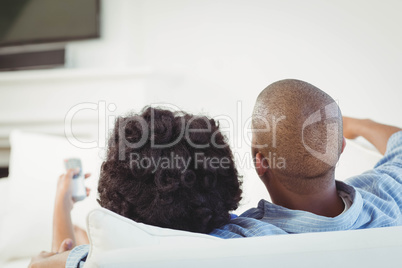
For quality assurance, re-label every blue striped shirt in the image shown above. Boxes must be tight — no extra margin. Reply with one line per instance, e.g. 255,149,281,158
210,131,402,238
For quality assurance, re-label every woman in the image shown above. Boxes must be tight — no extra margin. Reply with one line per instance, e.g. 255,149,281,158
29,107,242,268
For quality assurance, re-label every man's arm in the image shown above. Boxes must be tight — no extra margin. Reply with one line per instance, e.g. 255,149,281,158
343,117,402,155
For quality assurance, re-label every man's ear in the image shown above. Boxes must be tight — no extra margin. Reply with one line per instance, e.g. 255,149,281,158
255,152,269,177
341,136,346,154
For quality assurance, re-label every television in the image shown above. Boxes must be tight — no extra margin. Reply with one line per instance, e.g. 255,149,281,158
0,0,100,70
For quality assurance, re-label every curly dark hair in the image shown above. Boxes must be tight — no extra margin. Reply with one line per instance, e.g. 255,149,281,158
98,107,242,233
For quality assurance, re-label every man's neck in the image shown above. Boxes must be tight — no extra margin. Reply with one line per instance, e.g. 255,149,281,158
264,172,345,218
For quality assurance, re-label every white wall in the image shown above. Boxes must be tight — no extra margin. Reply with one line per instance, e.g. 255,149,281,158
131,0,402,209
138,0,402,122
42,0,402,125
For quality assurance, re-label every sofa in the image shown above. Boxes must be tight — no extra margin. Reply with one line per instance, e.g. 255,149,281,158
0,130,401,267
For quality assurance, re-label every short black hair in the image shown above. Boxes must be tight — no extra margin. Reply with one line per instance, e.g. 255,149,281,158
98,107,242,233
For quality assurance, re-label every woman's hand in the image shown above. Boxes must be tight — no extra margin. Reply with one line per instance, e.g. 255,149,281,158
52,170,91,252
29,239,73,268
55,169,91,212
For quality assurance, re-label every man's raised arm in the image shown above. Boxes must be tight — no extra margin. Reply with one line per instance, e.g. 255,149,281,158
343,117,402,155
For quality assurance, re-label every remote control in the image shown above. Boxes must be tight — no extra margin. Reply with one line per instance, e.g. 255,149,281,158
64,158,87,202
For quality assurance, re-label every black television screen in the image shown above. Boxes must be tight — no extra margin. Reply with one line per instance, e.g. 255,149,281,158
0,0,100,47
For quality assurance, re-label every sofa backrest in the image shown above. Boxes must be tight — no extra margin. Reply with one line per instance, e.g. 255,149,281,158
84,207,402,268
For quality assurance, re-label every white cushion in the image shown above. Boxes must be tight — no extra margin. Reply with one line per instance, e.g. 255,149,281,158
0,178,10,246
0,258,30,268
0,178,9,215
0,130,102,262
84,209,402,268
85,207,219,263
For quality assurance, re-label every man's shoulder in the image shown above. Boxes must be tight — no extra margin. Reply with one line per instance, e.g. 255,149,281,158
345,131,402,190
211,215,287,238
377,131,402,166
386,130,402,151
210,200,289,238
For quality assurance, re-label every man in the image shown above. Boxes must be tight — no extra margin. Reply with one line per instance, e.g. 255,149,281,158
211,79,402,237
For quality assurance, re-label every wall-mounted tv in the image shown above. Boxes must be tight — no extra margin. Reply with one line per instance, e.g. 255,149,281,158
0,0,100,47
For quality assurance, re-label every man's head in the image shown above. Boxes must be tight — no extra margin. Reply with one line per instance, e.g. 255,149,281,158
98,107,242,234
252,79,344,195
